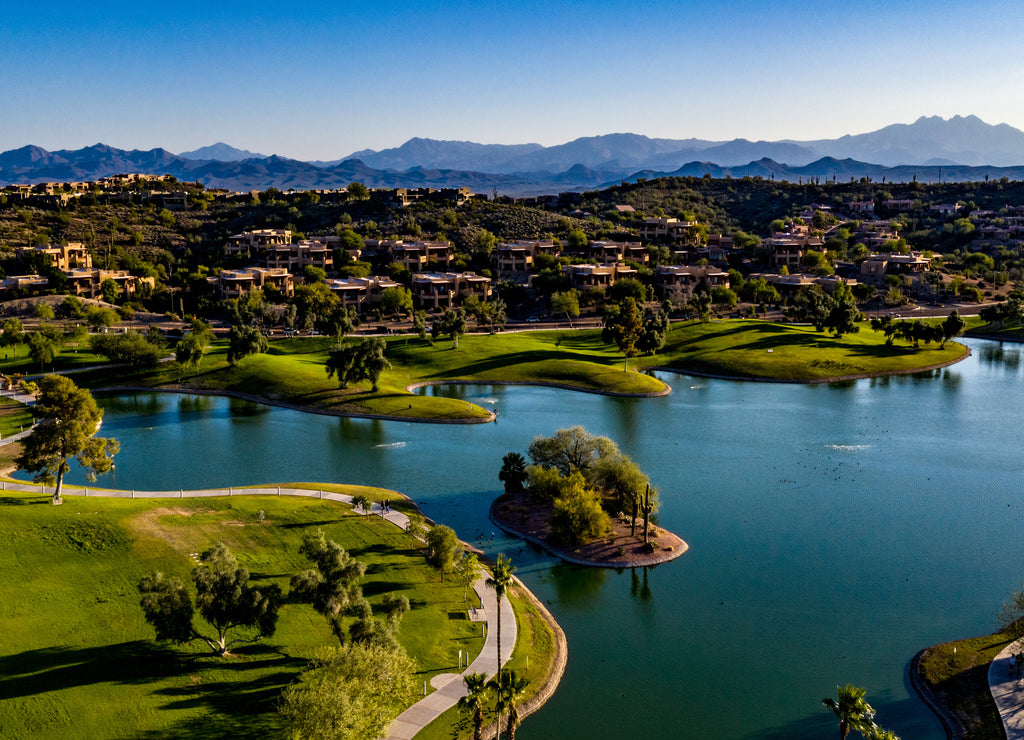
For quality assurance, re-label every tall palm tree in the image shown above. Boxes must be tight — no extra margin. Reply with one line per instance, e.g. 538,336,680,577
457,672,489,740
489,669,530,740
486,554,515,674
822,684,877,739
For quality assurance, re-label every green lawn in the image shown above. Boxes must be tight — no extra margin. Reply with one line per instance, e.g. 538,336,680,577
638,319,969,381
0,488,499,738
63,319,972,421
0,396,33,439
917,631,1010,739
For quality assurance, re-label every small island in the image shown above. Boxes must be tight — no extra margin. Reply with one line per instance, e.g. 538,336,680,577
490,427,688,568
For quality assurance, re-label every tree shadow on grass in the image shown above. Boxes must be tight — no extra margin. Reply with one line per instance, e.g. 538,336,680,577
0,640,187,700
0,495,50,505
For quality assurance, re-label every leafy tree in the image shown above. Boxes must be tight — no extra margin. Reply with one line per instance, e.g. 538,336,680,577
303,265,327,284
90,331,162,368
821,684,877,740
473,229,498,256
711,286,738,309
59,296,86,319
33,302,55,320
413,310,428,341
290,530,367,644
138,543,282,656
347,181,369,200
940,310,965,348
550,472,612,545
823,282,862,338
350,493,372,517
100,277,120,304
175,333,207,370
226,325,268,365
486,554,515,678
567,228,588,251
489,669,530,740
86,306,119,330
424,524,459,582
602,297,643,371
27,328,60,370
498,451,528,493
607,278,647,304
433,308,468,349
325,338,392,392
2,318,23,357
278,642,415,740
595,452,653,536
551,290,580,324
794,284,834,331
637,309,669,354
453,551,480,603
15,375,118,504
528,426,618,480
380,286,413,316
457,672,490,740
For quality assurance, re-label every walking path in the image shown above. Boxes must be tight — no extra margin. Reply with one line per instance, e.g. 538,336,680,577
989,638,1024,738
0,478,517,740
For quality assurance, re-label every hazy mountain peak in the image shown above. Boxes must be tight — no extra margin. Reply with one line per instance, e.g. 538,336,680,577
179,143,269,161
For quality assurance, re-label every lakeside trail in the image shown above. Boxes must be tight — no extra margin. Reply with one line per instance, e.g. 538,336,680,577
0,479,564,740
990,638,1024,739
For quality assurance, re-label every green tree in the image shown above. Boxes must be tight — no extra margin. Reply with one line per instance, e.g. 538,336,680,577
347,181,369,200
457,672,490,740
489,669,530,740
637,309,669,354
90,332,162,368
278,642,415,740
2,318,23,357
226,325,268,365
290,530,367,645
175,333,207,371
100,278,120,304
33,302,55,320
453,551,480,604
602,297,643,371
325,338,392,392
486,554,515,678
498,451,528,493
567,228,588,251
15,375,118,504
821,684,877,740
86,306,119,330
27,330,60,370
380,286,413,317
434,308,468,349
528,426,618,480
551,290,580,324
424,524,459,582
550,472,612,545
940,310,965,348
823,282,862,338
138,542,282,656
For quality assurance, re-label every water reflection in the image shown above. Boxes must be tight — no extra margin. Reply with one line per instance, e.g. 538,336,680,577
549,564,607,607
630,567,653,602
178,394,216,414
978,342,1022,371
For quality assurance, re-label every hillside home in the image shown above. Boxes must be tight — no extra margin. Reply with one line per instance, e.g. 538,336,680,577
326,276,401,310
655,265,730,297
214,267,294,299
562,263,637,291
65,268,142,300
18,242,93,271
411,272,492,309
226,229,292,256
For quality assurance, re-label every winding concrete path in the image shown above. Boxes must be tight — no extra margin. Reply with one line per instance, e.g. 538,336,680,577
0,479,517,740
989,638,1024,738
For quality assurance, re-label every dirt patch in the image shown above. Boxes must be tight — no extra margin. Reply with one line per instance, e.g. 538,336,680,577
490,491,688,568
125,506,197,552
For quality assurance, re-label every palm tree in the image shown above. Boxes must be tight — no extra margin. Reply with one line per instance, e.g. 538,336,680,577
489,669,529,740
822,684,877,739
869,730,900,740
457,672,489,740
486,554,515,673
498,452,528,493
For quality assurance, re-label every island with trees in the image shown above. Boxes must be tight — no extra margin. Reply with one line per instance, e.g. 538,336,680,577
492,426,687,567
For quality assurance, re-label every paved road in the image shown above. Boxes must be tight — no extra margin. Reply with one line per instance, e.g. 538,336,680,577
990,638,1024,738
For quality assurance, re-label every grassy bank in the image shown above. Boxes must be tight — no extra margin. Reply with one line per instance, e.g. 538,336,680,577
0,488,546,739
63,319,971,420
916,632,1010,739
0,396,33,438
640,319,969,381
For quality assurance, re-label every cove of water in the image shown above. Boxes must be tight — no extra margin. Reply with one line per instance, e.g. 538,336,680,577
47,338,1024,739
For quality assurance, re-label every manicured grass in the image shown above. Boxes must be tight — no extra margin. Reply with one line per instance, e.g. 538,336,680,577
66,319,971,421
638,319,969,381
0,343,109,375
917,631,1011,739
0,489,488,738
416,585,559,740
0,396,33,439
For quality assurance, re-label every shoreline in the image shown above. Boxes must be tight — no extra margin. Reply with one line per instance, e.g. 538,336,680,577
490,491,689,569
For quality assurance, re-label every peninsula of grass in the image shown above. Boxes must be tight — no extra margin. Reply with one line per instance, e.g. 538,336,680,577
914,630,1011,739
0,487,558,739
636,319,970,381
62,319,971,422
0,396,33,439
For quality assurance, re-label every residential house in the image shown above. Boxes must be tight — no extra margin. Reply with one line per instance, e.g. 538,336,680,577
214,267,294,300
389,241,454,271
562,263,637,291
655,265,729,297
18,242,93,271
226,229,292,256
326,276,401,310
411,272,492,309
638,217,701,244
265,240,334,273
860,253,931,280
65,268,141,300
494,239,559,280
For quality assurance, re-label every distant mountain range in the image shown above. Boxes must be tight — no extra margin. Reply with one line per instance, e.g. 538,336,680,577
3,116,1024,195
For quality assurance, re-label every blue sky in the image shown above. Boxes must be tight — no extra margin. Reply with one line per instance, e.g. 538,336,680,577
3,1,1023,159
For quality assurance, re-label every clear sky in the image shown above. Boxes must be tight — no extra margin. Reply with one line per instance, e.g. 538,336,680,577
3,0,1023,160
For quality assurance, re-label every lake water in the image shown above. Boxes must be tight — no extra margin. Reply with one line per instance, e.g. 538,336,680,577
51,338,1024,738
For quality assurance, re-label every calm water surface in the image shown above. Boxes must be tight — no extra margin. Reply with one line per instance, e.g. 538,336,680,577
53,338,1024,739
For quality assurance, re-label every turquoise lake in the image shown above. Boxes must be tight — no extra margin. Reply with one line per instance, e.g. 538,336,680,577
54,337,1024,738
